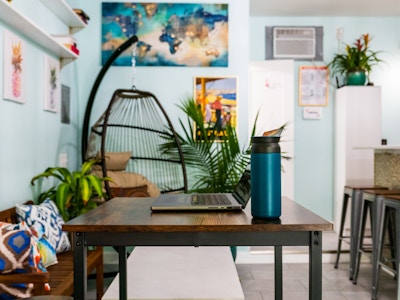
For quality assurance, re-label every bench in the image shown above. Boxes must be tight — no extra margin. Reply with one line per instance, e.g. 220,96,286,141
102,246,244,300
0,201,104,300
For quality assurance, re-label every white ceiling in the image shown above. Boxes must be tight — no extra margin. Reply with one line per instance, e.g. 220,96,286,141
250,0,400,16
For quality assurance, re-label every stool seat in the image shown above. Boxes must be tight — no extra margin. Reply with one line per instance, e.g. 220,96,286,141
335,183,388,279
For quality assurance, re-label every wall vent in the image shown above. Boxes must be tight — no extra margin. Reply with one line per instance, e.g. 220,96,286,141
272,27,316,59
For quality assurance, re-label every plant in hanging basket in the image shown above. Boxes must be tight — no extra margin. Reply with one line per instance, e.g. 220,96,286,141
327,33,384,86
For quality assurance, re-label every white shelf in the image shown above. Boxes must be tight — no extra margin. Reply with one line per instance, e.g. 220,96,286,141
0,0,78,67
39,0,87,34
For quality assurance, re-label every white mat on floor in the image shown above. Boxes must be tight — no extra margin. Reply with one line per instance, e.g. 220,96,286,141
102,246,244,300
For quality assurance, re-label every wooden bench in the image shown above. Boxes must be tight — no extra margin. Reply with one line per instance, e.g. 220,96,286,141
0,201,104,300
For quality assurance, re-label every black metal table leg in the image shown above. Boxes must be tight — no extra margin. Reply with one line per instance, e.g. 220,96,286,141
74,232,87,300
310,231,322,300
118,246,128,300
274,245,283,300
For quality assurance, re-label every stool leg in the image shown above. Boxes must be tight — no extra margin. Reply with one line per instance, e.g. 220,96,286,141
350,189,364,280
335,192,349,269
394,205,400,300
353,199,369,284
387,209,397,274
372,196,386,300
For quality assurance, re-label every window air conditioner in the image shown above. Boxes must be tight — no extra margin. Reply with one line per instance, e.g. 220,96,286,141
273,27,316,59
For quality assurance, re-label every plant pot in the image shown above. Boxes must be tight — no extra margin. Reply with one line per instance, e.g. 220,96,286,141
345,71,367,86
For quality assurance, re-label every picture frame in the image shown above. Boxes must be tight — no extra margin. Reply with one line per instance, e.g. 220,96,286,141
43,55,60,113
298,65,328,106
193,76,238,140
61,84,71,124
3,30,26,104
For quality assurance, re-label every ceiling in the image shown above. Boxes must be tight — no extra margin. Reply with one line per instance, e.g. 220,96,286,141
250,0,400,16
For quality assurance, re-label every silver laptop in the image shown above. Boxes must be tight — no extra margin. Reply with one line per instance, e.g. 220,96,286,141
151,168,251,211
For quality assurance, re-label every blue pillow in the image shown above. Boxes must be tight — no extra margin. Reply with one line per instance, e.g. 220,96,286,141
16,199,71,254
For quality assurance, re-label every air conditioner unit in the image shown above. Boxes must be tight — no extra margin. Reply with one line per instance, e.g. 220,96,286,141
273,27,316,59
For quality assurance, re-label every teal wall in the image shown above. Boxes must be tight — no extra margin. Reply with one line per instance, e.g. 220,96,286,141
0,0,82,209
2,0,400,224
250,16,400,220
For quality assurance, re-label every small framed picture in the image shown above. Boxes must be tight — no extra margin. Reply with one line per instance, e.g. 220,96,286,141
298,66,328,106
44,55,60,113
193,76,238,141
3,30,26,104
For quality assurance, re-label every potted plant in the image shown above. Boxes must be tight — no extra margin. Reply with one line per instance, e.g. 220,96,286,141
31,159,112,221
327,33,383,86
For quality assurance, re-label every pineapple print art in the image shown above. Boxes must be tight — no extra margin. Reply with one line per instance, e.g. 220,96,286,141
11,41,22,98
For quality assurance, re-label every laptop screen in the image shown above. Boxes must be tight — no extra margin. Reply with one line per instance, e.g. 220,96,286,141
232,168,251,208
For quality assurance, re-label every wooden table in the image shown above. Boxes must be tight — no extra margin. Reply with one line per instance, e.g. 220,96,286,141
63,197,332,300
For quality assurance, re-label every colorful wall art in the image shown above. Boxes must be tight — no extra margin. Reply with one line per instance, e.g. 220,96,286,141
194,76,237,140
3,30,26,104
101,2,229,67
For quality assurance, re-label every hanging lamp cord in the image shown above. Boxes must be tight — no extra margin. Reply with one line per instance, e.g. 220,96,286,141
131,43,137,90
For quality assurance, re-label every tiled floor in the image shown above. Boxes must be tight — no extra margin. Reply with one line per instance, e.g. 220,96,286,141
88,231,397,299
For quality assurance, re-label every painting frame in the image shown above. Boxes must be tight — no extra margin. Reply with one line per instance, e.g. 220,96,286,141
193,76,238,141
101,2,229,67
3,30,26,104
298,65,329,106
43,55,61,113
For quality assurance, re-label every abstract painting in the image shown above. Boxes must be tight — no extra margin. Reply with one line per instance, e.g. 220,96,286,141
3,30,26,104
43,55,60,113
102,2,229,67
194,76,237,140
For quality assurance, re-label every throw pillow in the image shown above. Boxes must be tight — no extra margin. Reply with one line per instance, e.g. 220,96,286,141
109,186,149,198
0,228,33,274
15,199,71,254
93,151,131,171
5,222,57,268
0,226,49,299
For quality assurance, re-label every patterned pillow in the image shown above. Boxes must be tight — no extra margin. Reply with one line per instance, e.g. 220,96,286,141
5,222,57,268
16,199,71,254
0,228,33,274
0,226,49,298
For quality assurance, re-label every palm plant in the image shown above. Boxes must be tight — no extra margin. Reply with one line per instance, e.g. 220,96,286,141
31,159,112,221
161,97,255,193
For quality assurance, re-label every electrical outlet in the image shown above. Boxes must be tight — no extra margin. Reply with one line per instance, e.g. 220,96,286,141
59,153,68,167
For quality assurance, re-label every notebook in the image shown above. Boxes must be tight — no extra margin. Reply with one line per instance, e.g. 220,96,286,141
150,168,251,211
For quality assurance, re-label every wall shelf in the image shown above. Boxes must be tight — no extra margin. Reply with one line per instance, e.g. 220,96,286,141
0,0,78,67
39,0,87,34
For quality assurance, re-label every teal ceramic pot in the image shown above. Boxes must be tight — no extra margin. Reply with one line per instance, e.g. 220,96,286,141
346,71,367,86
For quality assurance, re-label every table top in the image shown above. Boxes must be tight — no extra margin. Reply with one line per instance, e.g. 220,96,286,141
63,197,332,233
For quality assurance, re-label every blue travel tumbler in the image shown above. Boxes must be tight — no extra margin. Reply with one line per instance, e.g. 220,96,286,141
251,136,281,219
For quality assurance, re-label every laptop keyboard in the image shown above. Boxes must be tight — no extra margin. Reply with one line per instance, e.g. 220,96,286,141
191,194,231,206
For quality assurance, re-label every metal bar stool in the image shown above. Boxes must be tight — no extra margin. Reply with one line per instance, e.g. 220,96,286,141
352,189,400,284
372,194,400,300
334,183,387,280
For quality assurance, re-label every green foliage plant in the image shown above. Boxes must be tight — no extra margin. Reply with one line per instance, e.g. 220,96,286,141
327,33,383,82
160,97,256,193
31,159,111,221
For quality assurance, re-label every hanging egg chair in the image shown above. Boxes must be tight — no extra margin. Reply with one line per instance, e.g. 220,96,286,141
82,36,188,198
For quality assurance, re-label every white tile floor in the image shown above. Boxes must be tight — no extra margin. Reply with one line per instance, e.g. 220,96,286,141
87,231,397,300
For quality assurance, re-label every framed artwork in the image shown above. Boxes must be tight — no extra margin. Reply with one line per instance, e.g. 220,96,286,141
61,84,70,124
101,2,229,67
298,65,328,106
3,30,26,104
43,55,60,113
194,76,238,140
